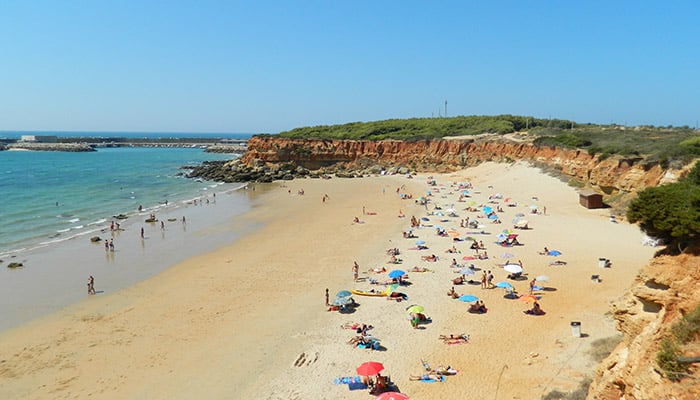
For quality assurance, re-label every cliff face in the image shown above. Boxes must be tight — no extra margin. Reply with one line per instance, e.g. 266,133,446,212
587,254,700,400
242,135,674,196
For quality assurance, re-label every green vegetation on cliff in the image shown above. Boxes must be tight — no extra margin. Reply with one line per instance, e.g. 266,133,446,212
627,161,700,254
270,115,700,167
275,115,570,141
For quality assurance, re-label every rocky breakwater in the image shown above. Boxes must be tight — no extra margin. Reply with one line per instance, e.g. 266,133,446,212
586,253,700,400
203,144,248,154
5,142,95,152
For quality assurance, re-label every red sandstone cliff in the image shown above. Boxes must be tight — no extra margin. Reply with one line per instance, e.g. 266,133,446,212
241,135,680,201
587,254,700,400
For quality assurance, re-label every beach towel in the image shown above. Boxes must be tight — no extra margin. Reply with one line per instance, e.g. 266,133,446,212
333,376,361,385
420,375,445,383
348,381,369,390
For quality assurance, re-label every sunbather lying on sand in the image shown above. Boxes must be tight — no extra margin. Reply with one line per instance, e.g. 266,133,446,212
439,334,469,343
411,266,432,272
549,260,567,266
421,254,438,262
410,373,443,381
368,267,387,273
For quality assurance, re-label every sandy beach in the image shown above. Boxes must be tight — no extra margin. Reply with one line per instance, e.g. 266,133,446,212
0,162,656,400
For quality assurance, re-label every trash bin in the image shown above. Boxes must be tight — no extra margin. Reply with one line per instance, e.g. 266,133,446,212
598,258,608,268
571,321,581,338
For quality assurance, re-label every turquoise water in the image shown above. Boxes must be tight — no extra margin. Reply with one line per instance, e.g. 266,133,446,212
0,146,242,256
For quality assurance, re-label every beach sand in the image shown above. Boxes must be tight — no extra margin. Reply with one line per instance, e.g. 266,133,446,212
0,162,656,400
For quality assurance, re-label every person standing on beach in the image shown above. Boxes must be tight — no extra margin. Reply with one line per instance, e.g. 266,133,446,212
353,262,359,282
109,239,115,252
140,227,145,239
104,239,109,252
325,288,329,306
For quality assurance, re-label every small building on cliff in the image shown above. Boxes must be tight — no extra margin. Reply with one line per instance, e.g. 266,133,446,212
579,189,604,209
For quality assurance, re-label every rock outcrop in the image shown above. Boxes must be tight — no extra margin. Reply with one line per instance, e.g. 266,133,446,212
587,254,700,400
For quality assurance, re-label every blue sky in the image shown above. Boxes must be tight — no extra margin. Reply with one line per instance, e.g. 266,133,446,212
1,1,698,133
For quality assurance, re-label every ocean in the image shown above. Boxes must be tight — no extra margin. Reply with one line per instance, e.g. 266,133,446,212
0,144,244,256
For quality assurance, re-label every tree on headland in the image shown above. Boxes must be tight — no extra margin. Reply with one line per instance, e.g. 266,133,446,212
627,161,700,254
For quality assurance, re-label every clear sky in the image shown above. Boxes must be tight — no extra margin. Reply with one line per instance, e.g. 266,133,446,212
1,1,698,133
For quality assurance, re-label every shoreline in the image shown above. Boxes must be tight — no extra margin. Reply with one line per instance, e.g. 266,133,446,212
0,183,254,332
0,163,656,399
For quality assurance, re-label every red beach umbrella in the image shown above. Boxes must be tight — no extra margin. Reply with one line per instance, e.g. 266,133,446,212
357,361,384,376
375,392,409,400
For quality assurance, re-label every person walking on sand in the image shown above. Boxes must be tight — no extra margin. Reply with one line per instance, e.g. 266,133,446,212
141,227,145,239
109,238,115,252
353,261,359,282
325,288,330,306
87,276,95,295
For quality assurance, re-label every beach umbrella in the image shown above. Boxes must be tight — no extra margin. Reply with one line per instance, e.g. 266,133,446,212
415,240,426,245
519,295,539,303
535,275,550,282
460,267,476,276
501,252,514,259
461,190,469,196
332,296,352,306
483,206,493,214
548,250,562,256
375,392,410,400
406,305,424,314
495,281,513,289
336,290,352,298
496,233,507,243
357,361,384,376
458,294,479,302
514,220,529,228
504,264,523,274
488,214,499,220
388,270,406,279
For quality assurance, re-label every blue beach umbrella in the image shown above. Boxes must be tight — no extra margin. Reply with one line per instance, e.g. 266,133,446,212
388,270,406,279
459,295,479,302
548,250,562,256
488,214,499,220
416,240,426,245
495,281,513,289
483,206,493,214
336,290,352,298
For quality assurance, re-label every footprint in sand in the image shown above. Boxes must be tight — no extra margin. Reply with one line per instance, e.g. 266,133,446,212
293,351,319,367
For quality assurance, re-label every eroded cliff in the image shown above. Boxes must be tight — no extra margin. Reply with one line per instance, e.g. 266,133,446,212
587,254,700,400
241,135,678,203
